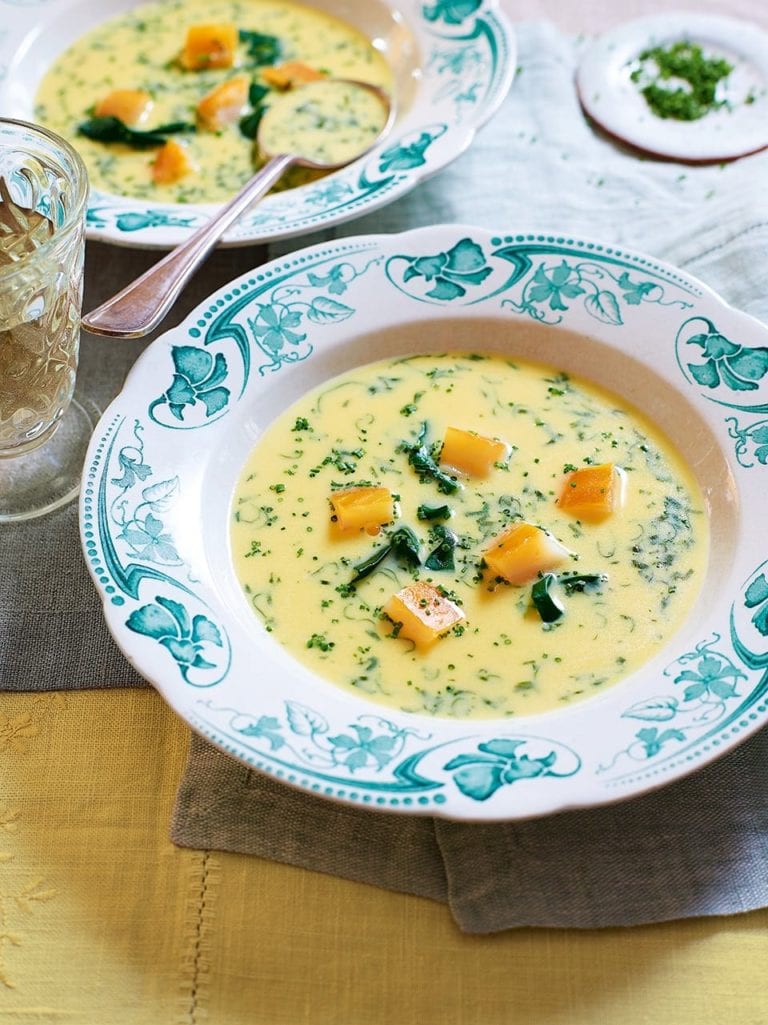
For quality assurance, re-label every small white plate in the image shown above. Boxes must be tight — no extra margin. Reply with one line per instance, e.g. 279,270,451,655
0,0,515,249
80,223,768,821
577,12,768,162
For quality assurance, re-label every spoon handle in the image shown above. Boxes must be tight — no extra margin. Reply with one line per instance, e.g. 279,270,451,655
81,153,295,338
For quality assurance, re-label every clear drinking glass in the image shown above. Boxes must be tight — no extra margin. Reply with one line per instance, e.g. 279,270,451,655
0,117,95,522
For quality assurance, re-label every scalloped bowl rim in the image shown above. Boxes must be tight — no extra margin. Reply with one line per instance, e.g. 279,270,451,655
80,223,768,821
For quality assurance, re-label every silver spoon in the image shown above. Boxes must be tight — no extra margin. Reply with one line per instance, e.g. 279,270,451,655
81,79,393,338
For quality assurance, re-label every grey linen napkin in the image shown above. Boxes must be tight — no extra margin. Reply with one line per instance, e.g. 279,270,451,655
171,728,768,932
171,21,768,932
0,241,265,690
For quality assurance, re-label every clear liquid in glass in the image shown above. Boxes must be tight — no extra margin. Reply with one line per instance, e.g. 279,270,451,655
0,176,83,457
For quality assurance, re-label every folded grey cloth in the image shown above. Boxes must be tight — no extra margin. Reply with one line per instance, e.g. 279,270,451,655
172,727,768,931
0,241,265,690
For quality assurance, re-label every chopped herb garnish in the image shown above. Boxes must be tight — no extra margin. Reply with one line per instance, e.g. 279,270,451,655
292,416,311,432
417,503,452,521
400,422,460,494
425,525,457,572
630,41,733,121
239,29,282,66
78,116,195,149
389,526,421,566
531,571,607,623
350,541,393,584
248,81,269,106
306,632,335,651
559,572,607,595
239,80,271,139
239,107,265,140
531,574,565,623
349,525,421,584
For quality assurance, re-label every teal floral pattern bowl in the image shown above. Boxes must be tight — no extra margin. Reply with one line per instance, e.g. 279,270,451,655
80,224,768,820
0,0,515,248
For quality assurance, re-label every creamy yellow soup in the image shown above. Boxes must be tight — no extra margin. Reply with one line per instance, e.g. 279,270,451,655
230,354,708,720
35,0,393,203
258,80,388,163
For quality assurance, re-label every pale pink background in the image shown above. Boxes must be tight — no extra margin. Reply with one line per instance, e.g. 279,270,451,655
500,0,768,32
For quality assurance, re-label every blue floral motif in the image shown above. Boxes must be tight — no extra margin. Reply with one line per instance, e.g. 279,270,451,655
391,238,686,317
401,237,492,299
631,727,686,758
427,38,489,118
378,126,445,172
527,261,586,312
304,180,354,207
126,595,224,682
674,653,744,701
107,424,183,568
745,574,768,636
726,417,768,467
505,258,676,326
202,699,432,783
245,275,357,373
249,303,306,354
444,739,564,801
195,702,580,800
90,419,231,687
599,637,747,773
153,345,230,422
681,317,768,392
116,211,199,232
429,43,485,77
306,265,351,295
110,444,152,490
327,725,398,771
119,510,180,565
423,0,482,25
238,715,285,750
87,207,200,232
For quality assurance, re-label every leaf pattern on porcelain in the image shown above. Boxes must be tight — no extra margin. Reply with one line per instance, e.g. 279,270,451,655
679,316,768,393
423,0,483,25
191,699,579,801
388,235,691,320
726,417,768,467
127,596,225,684
443,738,580,801
84,416,232,687
147,255,381,426
598,636,749,773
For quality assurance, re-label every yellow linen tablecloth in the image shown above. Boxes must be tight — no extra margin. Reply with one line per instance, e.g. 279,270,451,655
2,687,767,1025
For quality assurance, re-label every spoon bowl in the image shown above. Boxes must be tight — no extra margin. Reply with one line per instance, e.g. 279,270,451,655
81,79,393,339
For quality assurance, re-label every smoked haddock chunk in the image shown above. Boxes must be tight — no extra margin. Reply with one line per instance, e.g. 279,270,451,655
557,463,621,522
94,89,153,125
440,426,508,477
151,139,193,184
261,60,325,89
330,486,394,532
196,76,250,131
383,581,464,649
180,23,238,70
484,521,570,585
